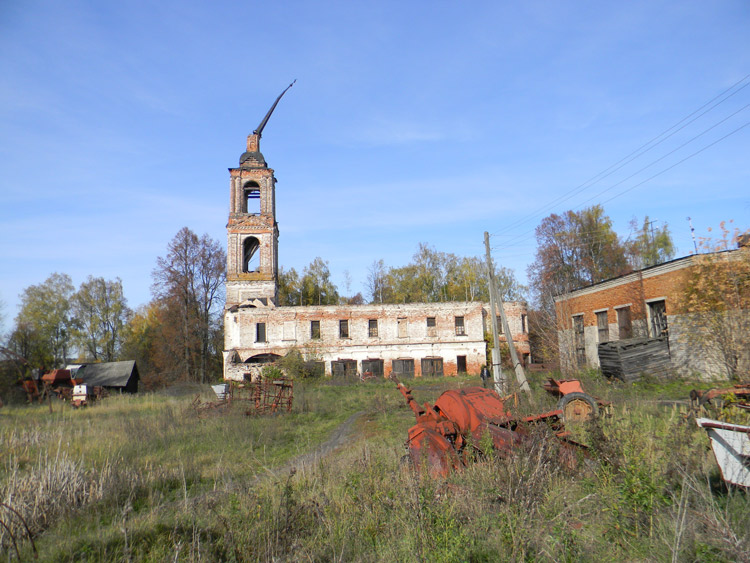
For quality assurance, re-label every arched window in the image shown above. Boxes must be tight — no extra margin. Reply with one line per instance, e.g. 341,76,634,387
242,181,260,214
242,237,260,272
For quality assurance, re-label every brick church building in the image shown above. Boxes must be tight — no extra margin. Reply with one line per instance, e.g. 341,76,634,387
222,96,529,380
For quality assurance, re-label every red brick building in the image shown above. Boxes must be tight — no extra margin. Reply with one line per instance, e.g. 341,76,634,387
554,249,747,379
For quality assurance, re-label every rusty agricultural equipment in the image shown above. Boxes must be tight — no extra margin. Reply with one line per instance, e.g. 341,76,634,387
689,382,750,413
192,377,294,417
241,376,294,415
395,378,597,477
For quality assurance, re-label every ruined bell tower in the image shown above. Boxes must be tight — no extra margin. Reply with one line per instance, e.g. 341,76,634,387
225,82,294,308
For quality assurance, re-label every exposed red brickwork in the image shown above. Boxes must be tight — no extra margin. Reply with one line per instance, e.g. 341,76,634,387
555,261,692,329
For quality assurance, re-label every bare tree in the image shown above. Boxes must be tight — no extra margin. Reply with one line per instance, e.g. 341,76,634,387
152,228,225,383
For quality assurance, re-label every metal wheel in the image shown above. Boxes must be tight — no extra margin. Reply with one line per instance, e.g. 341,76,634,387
557,392,599,423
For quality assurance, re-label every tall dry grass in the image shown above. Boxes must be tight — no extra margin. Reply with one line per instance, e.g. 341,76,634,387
0,375,748,561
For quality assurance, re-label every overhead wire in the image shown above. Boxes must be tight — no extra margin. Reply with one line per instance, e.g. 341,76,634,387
489,92,750,253
489,73,750,240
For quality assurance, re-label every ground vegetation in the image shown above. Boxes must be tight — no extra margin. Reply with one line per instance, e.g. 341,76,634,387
1,372,747,562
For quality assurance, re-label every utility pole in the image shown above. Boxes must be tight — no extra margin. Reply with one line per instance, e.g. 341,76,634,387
484,232,505,395
687,217,698,254
493,277,531,394
645,219,658,267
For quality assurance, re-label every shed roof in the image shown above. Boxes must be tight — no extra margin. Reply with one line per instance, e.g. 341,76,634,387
78,360,138,388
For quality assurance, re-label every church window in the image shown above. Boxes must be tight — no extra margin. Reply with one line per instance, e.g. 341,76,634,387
256,322,267,343
242,237,260,273
243,181,261,214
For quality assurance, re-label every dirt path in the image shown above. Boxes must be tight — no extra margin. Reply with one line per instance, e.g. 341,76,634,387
252,411,365,483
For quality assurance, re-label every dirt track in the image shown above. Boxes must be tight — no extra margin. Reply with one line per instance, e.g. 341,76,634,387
253,411,365,483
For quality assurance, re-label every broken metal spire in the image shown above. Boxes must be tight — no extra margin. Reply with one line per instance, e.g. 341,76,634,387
253,80,296,138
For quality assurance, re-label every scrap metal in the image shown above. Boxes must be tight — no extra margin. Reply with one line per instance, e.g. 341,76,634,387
394,377,596,477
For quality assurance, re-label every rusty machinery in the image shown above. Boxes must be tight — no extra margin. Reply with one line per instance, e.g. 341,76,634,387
689,382,750,413
394,377,600,477
192,377,294,417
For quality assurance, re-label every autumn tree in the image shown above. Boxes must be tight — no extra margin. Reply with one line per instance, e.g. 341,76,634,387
151,228,225,383
300,257,339,305
528,206,629,311
366,259,390,304
626,216,675,269
366,244,525,305
71,276,129,362
10,273,75,370
527,206,630,364
676,224,750,380
277,266,302,306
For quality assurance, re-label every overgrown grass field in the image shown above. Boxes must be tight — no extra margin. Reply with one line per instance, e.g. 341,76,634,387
1,373,748,561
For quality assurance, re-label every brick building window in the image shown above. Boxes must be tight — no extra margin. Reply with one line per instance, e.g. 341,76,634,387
362,359,384,377
397,318,407,338
310,320,320,340
339,319,349,339
368,319,378,338
617,307,632,339
521,314,527,334
256,322,267,343
496,316,504,334
649,300,668,338
455,316,465,336
422,357,444,377
457,355,467,374
426,317,436,337
573,315,585,367
392,358,414,377
596,311,609,343
332,359,356,378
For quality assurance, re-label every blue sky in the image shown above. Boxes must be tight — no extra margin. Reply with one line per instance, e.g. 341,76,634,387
1,0,748,329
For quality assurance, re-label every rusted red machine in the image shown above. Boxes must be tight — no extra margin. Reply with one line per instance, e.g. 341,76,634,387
690,382,750,412
395,379,596,477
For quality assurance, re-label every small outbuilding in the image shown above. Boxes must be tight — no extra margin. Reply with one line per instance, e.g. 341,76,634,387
77,360,139,393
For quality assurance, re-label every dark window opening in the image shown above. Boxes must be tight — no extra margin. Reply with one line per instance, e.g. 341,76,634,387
368,319,378,338
573,315,585,367
617,307,632,339
496,315,504,334
457,355,467,374
521,314,527,334
426,317,437,337
244,353,280,364
362,359,384,377
392,359,415,378
309,361,325,377
455,316,465,336
310,320,320,340
242,237,260,273
339,319,349,338
332,359,357,378
421,357,444,377
649,300,668,338
256,322,267,343
596,311,609,343
243,181,260,214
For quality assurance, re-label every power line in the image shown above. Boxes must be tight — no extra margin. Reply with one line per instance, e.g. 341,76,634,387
491,119,750,252
490,74,750,239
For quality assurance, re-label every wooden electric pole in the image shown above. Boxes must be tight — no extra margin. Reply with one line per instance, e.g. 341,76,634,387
484,232,531,395
484,232,505,394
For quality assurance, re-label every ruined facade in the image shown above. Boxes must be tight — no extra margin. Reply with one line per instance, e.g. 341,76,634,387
223,123,529,380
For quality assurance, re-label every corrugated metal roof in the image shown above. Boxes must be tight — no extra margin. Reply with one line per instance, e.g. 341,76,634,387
77,360,138,388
